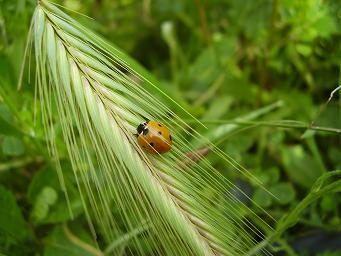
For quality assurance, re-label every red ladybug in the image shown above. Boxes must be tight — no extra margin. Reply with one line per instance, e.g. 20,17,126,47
137,121,172,154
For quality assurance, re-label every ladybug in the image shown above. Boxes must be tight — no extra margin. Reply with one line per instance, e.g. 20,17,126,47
137,120,172,154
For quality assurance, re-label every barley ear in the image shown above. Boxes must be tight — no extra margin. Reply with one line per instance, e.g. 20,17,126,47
31,1,272,255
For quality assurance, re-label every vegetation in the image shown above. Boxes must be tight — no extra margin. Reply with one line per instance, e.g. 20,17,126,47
0,0,340,255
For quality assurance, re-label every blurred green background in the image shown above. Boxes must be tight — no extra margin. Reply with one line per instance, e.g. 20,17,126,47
0,0,340,255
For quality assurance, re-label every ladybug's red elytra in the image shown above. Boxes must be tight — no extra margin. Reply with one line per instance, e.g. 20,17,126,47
137,121,172,154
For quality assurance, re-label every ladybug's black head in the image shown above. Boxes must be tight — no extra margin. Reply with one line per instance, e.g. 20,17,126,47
137,122,147,134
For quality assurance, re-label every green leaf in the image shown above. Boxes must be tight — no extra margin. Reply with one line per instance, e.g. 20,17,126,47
0,104,15,124
320,194,335,213
0,185,28,242
43,225,97,256
1,136,25,156
281,145,321,188
251,168,280,187
202,96,232,120
296,43,312,57
253,188,272,208
45,197,83,224
0,104,22,137
268,168,280,184
314,14,337,38
227,0,271,43
28,164,83,223
42,186,58,205
269,183,296,205
28,165,61,202
31,186,58,223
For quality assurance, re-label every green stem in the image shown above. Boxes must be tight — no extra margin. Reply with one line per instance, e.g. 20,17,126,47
0,156,43,172
104,222,150,255
63,224,103,256
248,170,341,255
275,239,298,256
194,73,226,106
186,119,341,134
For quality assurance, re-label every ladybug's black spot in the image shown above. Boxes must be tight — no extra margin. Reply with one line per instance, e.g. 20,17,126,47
143,128,149,135
137,123,146,134
158,131,162,135
158,123,162,127
150,142,154,147
169,135,172,141
142,145,145,148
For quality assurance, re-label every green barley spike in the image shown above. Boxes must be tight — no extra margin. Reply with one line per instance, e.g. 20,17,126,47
29,1,273,255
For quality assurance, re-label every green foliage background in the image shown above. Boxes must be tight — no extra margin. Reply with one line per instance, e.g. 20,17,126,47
0,0,340,255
